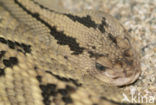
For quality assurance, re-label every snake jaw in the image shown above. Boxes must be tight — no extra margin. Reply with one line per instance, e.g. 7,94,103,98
93,48,141,86
94,61,141,86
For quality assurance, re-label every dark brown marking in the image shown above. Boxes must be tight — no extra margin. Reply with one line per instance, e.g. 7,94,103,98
59,85,74,104
39,83,57,105
108,33,117,45
62,96,73,104
0,68,5,76
3,57,18,67
7,40,16,49
64,56,68,59
92,46,96,49
65,14,97,28
0,37,7,44
88,51,105,58
98,17,108,33
36,75,42,82
50,26,84,55
0,51,6,60
0,37,31,54
46,71,82,87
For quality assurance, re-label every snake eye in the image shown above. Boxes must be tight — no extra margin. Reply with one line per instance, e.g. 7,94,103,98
95,63,107,71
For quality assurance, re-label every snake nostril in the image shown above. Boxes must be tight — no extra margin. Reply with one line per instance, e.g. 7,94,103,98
123,49,132,57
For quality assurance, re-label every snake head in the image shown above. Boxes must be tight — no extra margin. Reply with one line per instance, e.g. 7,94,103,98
93,35,141,86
